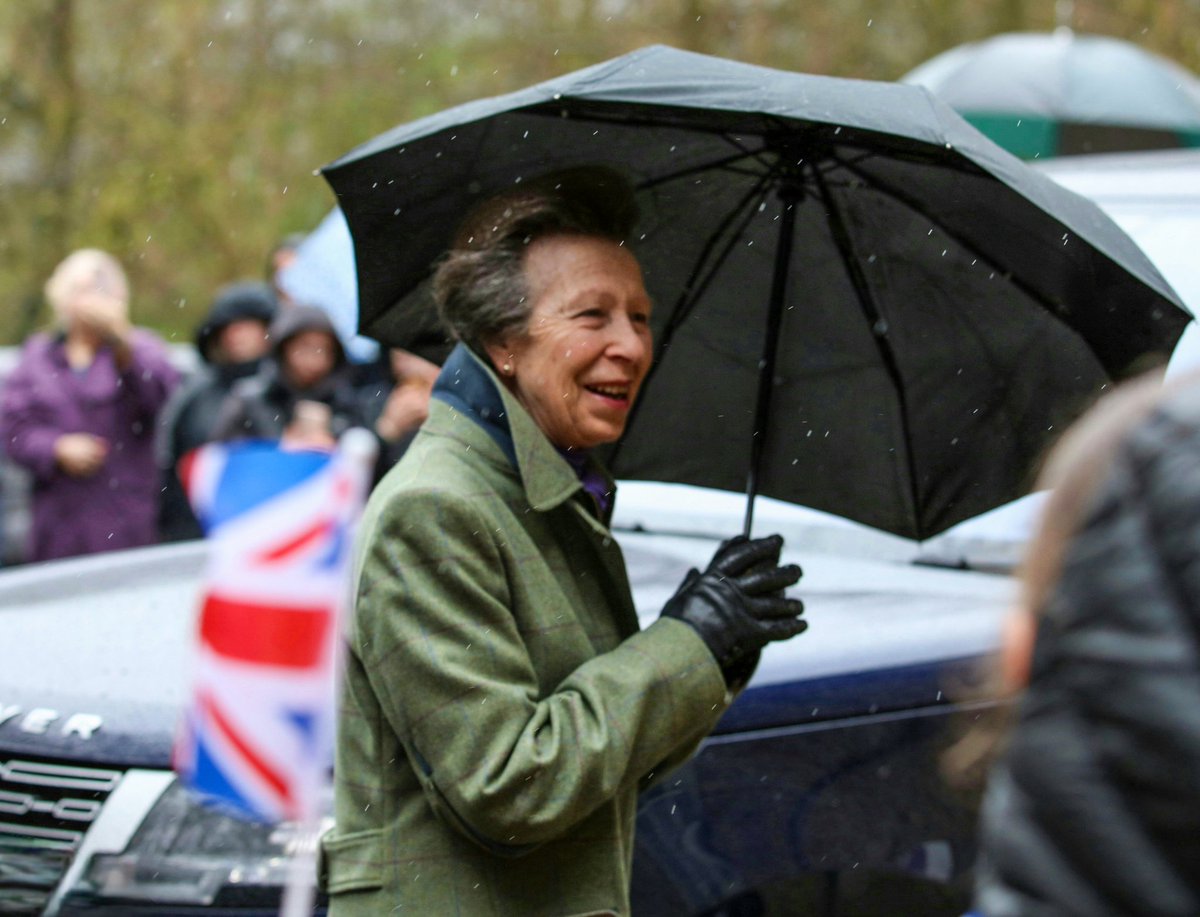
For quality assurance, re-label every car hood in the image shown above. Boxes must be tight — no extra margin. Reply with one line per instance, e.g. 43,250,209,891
0,542,205,766
0,486,1015,766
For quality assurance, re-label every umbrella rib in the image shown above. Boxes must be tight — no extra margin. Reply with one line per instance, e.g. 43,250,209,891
810,164,925,538
834,156,1063,316
608,172,774,472
660,173,776,341
636,149,766,191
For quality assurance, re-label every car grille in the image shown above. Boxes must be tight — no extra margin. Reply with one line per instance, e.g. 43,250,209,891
0,757,123,915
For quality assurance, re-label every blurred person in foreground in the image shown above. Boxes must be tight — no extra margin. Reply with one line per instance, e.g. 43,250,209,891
213,303,363,450
156,280,276,541
0,249,179,562
966,372,1200,917
320,168,808,917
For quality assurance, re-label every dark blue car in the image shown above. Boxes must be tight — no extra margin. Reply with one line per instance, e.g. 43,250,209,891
0,482,1019,915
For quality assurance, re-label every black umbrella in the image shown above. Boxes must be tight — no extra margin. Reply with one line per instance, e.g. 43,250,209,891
322,45,1190,541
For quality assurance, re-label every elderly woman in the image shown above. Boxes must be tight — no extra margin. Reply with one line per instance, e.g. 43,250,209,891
322,171,807,916
1,249,179,562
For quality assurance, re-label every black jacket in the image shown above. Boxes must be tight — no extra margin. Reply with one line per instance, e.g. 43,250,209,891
156,359,261,541
973,383,1200,916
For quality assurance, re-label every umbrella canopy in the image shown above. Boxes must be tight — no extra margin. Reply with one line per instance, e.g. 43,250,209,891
902,30,1200,159
322,44,1190,541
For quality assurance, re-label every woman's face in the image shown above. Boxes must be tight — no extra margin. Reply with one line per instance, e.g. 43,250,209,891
487,234,653,450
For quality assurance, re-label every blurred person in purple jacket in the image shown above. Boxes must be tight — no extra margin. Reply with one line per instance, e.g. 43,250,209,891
0,249,180,562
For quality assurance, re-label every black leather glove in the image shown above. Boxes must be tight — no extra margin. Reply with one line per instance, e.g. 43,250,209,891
661,534,806,686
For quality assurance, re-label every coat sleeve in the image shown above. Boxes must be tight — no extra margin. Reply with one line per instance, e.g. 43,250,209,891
1,350,66,483
119,331,180,425
353,487,728,854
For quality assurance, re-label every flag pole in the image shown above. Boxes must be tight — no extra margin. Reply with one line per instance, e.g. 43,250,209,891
278,428,377,917
279,819,322,917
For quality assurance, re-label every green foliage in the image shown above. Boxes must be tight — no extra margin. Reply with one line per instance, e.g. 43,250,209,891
1,0,1196,344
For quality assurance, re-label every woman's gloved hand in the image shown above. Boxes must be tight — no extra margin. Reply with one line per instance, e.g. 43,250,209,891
660,534,806,685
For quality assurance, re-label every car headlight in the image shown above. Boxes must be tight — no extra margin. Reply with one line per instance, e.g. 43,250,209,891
66,778,327,909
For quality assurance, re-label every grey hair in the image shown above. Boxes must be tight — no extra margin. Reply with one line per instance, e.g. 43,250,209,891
431,166,638,353
44,249,129,325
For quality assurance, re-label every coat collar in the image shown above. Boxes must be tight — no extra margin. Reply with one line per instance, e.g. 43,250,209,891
431,343,615,521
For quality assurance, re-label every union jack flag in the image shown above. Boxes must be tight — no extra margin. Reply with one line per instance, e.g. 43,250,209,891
174,433,374,822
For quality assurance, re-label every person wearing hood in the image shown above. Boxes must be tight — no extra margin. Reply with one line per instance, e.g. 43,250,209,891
156,281,276,541
213,303,364,448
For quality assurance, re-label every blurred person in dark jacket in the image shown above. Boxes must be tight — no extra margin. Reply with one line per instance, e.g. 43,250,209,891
213,303,363,449
969,372,1200,917
1,249,179,562
156,281,276,541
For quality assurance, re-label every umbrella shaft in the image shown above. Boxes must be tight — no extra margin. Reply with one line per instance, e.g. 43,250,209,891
745,181,802,535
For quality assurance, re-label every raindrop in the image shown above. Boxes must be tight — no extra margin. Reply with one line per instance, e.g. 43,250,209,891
758,202,767,212
834,126,842,135
872,319,888,336
867,254,877,263
553,93,562,100
867,18,873,26
940,249,946,257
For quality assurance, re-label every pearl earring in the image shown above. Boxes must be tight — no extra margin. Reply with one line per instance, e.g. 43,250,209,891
502,362,512,375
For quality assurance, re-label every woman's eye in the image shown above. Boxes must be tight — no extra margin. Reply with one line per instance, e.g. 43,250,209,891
576,308,605,320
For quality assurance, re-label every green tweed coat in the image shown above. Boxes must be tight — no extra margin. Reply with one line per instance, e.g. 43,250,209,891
321,346,730,916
